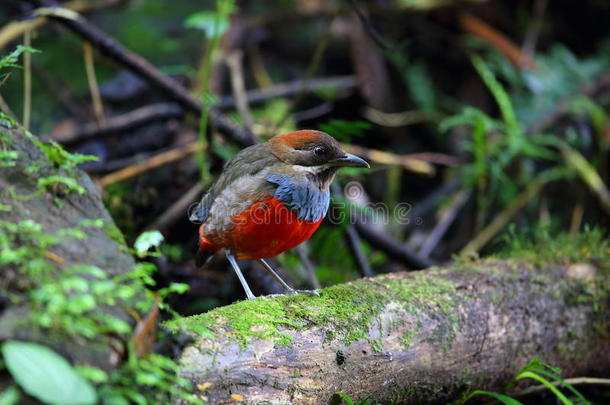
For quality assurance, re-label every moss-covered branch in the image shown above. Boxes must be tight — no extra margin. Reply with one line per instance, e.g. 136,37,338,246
170,235,610,405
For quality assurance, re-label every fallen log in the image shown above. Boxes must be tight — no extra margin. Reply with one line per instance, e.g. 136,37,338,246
171,253,610,404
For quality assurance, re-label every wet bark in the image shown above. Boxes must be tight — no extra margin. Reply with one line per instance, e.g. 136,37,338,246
0,124,135,368
175,260,610,405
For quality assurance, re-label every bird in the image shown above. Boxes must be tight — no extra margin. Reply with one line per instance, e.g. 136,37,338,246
189,129,369,300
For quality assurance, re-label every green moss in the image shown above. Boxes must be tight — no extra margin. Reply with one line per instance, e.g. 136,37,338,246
169,272,459,350
495,227,609,273
401,330,415,347
103,222,128,250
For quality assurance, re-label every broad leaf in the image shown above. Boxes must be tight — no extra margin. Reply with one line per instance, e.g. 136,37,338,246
2,340,97,405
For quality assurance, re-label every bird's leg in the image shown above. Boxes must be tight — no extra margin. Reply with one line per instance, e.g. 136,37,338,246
257,259,320,296
226,251,256,300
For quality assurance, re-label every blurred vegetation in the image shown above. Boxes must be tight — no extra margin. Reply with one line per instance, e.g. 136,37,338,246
1,0,609,403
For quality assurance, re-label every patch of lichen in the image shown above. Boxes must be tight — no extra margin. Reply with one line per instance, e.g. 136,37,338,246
170,272,460,350
494,227,610,274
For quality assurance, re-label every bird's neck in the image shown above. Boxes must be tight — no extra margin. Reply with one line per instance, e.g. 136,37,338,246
306,167,337,192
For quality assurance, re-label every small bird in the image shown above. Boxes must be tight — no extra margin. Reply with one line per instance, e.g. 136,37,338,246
190,130,369,299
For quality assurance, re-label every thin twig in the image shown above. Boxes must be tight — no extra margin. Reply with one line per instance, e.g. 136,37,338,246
459,12,535,69
294,244,322,289
520,0,548,66
459,168,567,257
354,220,435,270
50,103,184,144
272,20,332,132
27,0,249,146
50,76,357,145
246,42,273,89
342,143,460,175
149,182,204,231
569,191,584,235
23,29,32,131
348,0,404,52
99,141,201,187
0,92,18,121
363,107,434,127
418,189,471,258
515,377,610,397
332,184,374,278
225,50,256,139
83,41,106,127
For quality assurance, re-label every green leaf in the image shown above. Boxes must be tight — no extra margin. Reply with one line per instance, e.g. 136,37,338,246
332,392,355,405
0,386,21,405
37,176,86,195
0,45,39,70
461,390,524,405
516,371,573,405
2,340,97,405
471,54,518,132
184,11,230,38
134,230,164,257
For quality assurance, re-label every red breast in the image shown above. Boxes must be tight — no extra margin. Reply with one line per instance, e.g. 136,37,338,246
200,195,322,260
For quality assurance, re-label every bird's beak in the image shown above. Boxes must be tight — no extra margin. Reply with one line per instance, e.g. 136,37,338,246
330,153,370,168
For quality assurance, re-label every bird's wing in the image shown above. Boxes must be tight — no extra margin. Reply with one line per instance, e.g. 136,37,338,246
189,143,276,224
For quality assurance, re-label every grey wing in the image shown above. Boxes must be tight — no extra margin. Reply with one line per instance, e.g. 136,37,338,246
188,143,276,224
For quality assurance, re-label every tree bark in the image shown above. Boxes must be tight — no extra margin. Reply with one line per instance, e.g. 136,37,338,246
0,123,135,368
172,259,610,404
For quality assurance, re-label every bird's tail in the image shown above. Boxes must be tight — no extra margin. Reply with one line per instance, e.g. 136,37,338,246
195,248,215,267
195,226,219,268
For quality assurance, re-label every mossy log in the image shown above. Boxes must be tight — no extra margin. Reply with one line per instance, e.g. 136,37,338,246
0,123,134,368
173,258,610,404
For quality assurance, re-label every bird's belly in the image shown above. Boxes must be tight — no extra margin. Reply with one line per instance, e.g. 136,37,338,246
215,195,323,259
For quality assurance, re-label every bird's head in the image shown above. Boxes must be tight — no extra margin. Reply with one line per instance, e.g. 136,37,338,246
267,130,369,190
268,130,369,169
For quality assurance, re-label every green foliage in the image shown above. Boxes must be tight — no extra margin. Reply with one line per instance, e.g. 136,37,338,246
0,386,20,405
458,390,523,405
1,219,138,337
2,340,97,405
0,45,39,81
187,0,236,184
93,353,203,405
32,138,99,170
457,358,590,405
133,230,165,258
37,175,86,196
497,226,609,272
0,217,202,403
331,392,377,405
185,9,233,38
478,42,610,127
0,150,19,168
440,54,586,231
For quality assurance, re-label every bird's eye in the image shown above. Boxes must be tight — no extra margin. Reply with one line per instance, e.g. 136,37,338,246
313,146,328,156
